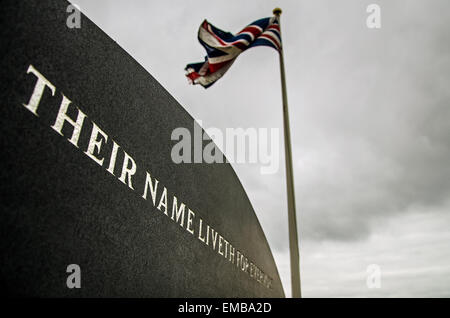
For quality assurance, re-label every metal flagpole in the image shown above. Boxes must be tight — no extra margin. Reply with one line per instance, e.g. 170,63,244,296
273,7,302,298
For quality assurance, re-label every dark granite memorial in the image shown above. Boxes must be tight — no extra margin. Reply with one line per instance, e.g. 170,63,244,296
0,0,285,297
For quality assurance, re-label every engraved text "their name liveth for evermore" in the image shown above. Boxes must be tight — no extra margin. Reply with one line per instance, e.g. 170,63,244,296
19,64,273,289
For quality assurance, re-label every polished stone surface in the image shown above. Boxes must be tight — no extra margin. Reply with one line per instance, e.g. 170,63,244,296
0,0,284,297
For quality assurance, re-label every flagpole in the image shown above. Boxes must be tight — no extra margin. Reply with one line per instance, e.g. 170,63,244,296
273,7,302,298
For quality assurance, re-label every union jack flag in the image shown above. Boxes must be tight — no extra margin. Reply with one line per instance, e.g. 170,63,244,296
185,16,282,88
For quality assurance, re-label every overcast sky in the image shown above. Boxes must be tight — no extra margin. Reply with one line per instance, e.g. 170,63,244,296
72,0,450,297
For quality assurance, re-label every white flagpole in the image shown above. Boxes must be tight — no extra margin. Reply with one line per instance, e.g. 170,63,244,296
273,7,302,298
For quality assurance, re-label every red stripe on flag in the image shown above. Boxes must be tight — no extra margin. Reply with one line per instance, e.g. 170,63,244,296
187,72,200,81
233,41,248,50
208,60,232,73
238,26,262,37
202,20,228,46
267,24,280,32
259,33,281,50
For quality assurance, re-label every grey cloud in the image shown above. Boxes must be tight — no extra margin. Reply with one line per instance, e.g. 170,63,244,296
288,0,450,244
73,0,450,297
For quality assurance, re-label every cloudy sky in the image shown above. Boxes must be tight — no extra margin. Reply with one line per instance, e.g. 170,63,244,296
72,0,450,297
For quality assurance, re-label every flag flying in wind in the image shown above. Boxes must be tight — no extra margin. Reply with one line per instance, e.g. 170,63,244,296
185,16,282,88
